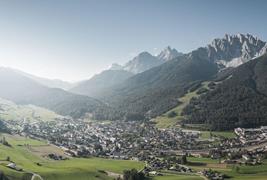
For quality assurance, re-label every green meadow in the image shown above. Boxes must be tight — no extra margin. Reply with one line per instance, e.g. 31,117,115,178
0,134,144,180
187,157,267,180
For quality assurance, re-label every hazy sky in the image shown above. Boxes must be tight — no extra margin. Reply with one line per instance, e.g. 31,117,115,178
0,0,266,81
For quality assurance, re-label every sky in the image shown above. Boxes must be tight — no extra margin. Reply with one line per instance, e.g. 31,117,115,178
0,0,266,82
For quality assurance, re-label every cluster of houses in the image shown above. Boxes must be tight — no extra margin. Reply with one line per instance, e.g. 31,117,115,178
146,159,192,173
143,156,193,176
234,126,267,145
47,153,68,161
200,169,225,180
205,126,267,166
4,116,267,179
220,146,267,165
5,118,206,162
6,163,22,171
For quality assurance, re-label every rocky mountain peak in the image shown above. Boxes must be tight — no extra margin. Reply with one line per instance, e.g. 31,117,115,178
202,33,267,68
109,63,123,70
157,46,182,61
138,51,153,58
122,52,162,74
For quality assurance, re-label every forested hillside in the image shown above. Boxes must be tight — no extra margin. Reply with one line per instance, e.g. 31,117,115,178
89,34,267,121
101,53,218,120
183,54,267,130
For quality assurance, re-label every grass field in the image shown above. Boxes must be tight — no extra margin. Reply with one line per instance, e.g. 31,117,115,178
200,131,236,139
0,133,144,180
153,90,199,129
187,156,267,179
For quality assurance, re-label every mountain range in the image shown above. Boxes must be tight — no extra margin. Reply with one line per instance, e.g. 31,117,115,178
0,33,267,130
84,33,267,121
0,67,114,119
109,46,183,73
70,46,182,97
12,68,74,90
71,34,267,100
197,33,267,68
183,53,267,130
122,46,183,74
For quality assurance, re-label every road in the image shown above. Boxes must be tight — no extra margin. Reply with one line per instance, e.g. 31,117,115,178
31,173,43,180
28,172,43,180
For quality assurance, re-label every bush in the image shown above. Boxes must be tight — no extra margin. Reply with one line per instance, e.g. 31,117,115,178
167,111,177,118
123,169,146,180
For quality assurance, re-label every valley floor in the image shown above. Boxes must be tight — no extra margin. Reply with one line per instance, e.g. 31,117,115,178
0,133,143,180
0,133,267,180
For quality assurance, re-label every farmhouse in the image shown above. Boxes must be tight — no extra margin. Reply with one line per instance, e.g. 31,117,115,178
6,163,22,171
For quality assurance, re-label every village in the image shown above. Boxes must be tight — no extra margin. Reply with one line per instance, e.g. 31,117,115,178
5,118,206,160
3,118,267,179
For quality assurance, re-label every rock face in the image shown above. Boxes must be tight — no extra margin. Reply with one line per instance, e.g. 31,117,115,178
157,46,183,61
195,33,267,68
259,43,267,55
